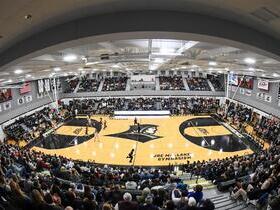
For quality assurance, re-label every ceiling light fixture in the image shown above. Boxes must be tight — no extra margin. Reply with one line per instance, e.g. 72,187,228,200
209,61,217,66
154,58,164,63
63,54,77,62
78,68,84,71
272,73,280,77
248,67,255,71
244,57,256,64
25,74,32,78
53,67,61,71
2,79,13,84
14,69,23,74
112,64,119,68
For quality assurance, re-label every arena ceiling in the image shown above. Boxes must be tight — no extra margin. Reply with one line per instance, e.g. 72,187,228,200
1,39,280,84
1,0,280,84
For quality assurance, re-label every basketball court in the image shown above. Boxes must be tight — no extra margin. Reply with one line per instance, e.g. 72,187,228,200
31,115,254,166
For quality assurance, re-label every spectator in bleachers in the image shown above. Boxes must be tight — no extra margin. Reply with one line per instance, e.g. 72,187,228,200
186,78,211,91
78,75,100,92
159,76,185,90
102,77,128,91
207,75,224,91
64,78,79,93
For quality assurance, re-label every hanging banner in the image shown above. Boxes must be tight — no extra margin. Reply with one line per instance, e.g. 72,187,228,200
44,79,51,92
38,79,44,93
258,80,269,91
0,88,12,103
19,82,31,94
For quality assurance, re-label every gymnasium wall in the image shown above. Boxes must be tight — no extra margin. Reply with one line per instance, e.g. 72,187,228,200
0,80,55,124
228,77,280,117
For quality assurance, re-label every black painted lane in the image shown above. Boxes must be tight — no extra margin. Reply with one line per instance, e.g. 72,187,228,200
179,117,248,152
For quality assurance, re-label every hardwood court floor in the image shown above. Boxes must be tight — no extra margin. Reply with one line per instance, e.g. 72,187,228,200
32,115,253,166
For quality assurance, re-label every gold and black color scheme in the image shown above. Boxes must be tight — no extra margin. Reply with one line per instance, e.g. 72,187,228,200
32,116,253,166
106,124,161,142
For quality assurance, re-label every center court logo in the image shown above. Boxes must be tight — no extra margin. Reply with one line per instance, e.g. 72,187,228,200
106,124,161,143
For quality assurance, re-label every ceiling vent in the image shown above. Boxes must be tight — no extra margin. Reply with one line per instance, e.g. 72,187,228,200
251,7,280,22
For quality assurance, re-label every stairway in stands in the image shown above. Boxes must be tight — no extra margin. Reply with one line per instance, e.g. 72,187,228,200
178,172,255,210
206,193,252,210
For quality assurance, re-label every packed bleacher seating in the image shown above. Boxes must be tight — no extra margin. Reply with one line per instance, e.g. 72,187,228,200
0,143,217,210
64,78,79,93
66,97,219,116
254,117,280,143
78,76,100,92
2,96,280,210
207,76,224,91
220,102,280,145
159,76,185,90
4,107,65,142
102,77,128,91
186,78,211,91
182,144,280,207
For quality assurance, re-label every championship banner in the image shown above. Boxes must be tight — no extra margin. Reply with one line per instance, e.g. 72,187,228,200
38,79,44,93
258,80,269,90
44,79,51,92
278,83,280,99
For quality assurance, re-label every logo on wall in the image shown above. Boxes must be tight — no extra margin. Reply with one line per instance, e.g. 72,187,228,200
264,95,272,103
107,124,161,143
17,97,25,105
245,90,252,96
258,80,269,91
256,92,264,100
25,95,33,103
3,101,11,110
